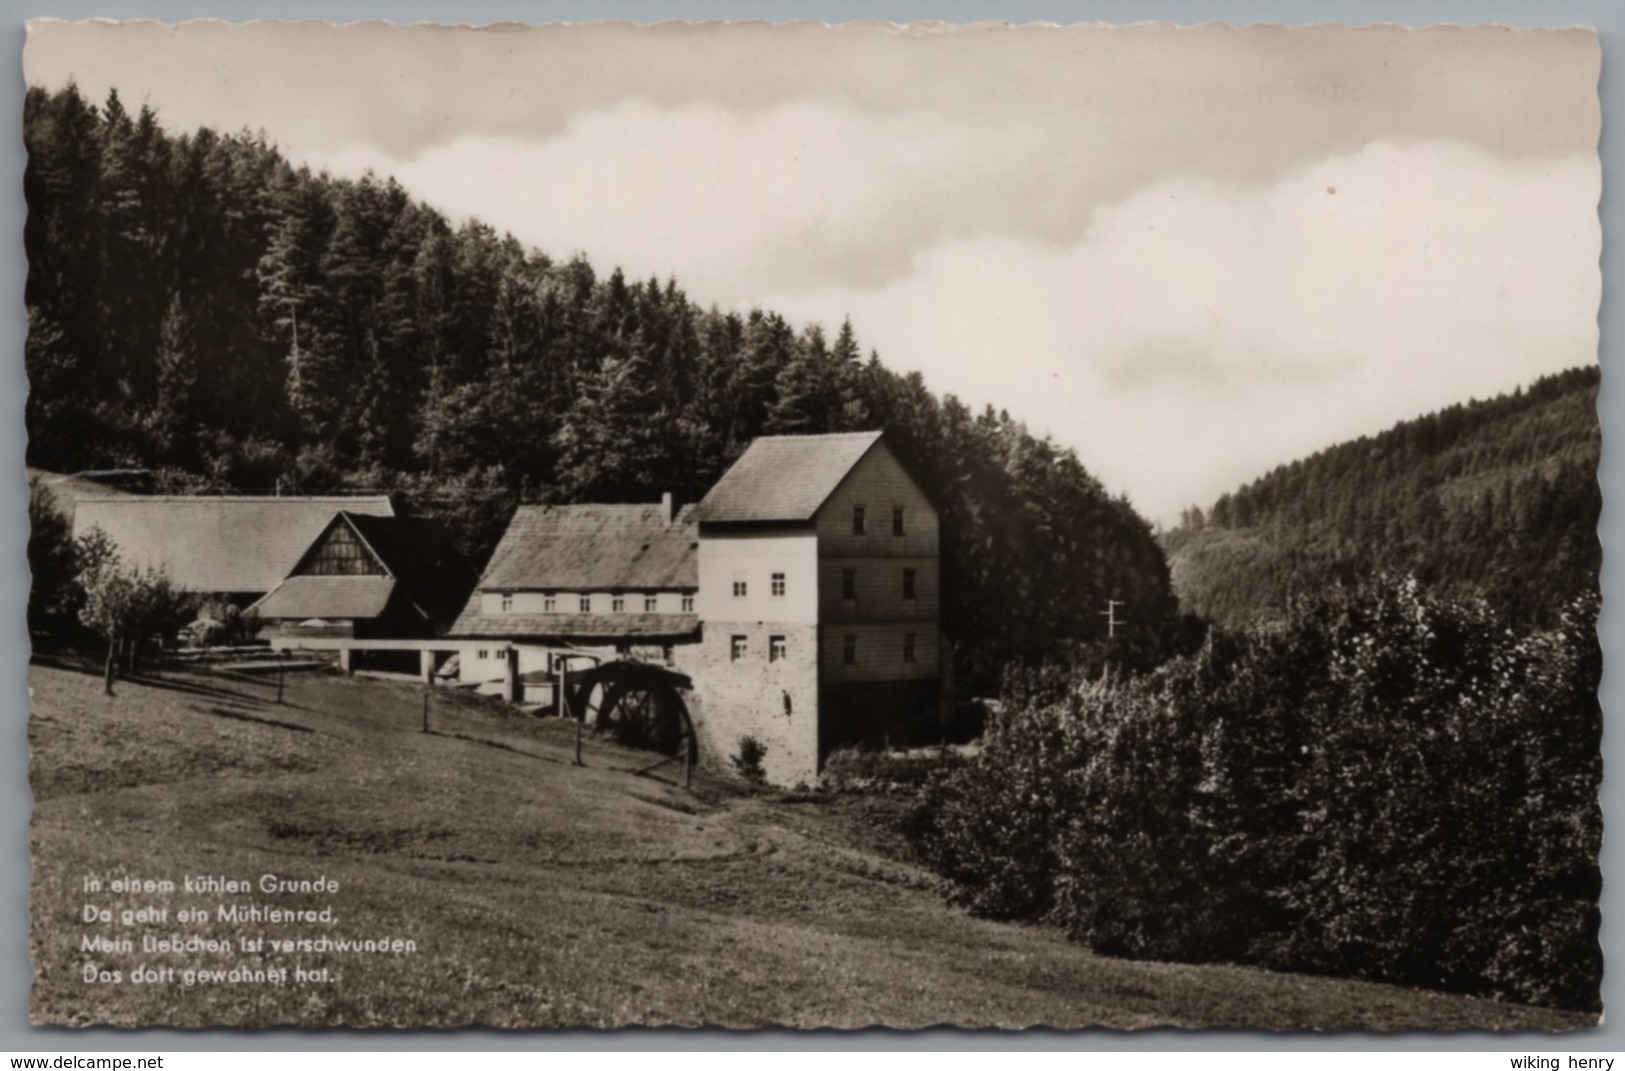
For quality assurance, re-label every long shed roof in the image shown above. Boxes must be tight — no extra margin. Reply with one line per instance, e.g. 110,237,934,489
72,496,396,595
691,431,884,523
475,503,698,593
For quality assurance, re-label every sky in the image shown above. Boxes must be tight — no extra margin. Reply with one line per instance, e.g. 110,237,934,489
23,20,1602,523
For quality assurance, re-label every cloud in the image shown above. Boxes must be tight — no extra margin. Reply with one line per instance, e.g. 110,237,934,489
306,97,1061,297
764,141,1599,521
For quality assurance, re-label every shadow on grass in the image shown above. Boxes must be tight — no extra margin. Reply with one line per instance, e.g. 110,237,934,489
201,705,318,734
423,728,570,766
29,650,105,677
123,673,265,705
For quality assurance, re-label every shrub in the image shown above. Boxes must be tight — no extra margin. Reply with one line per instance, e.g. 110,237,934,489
910,576,1602,1011
26,477,80,637
731,735,767,784
822,745,967,795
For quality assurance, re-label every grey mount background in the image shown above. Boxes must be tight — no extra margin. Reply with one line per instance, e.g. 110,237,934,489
0,0,1616,1053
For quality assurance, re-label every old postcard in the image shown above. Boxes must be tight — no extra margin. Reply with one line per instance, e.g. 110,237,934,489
21,20,1602,1029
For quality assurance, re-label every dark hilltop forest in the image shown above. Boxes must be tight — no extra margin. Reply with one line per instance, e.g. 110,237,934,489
1162,366,1601,631
22,83,1184,690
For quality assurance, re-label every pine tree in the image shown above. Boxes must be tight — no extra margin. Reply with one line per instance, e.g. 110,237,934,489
152,294,200,464
552,342,680,502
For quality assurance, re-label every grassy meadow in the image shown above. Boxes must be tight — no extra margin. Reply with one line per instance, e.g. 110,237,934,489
27,655,1594,1030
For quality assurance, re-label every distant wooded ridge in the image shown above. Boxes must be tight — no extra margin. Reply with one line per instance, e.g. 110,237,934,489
1163,365,1601,631
23,83,1184,690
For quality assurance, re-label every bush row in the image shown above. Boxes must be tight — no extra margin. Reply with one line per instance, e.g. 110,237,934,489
909,578,1602,1011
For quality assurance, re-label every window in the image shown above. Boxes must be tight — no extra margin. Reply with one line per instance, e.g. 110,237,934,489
644,594,658,613
842,635,856,665
771,572,786,597
681,594,695,613
903,568,917,600
903,632,917,663
477,649,489,661
612,595,625,613
730,635,748,662
842,568,856,600
579,595,592,613
768,635,787,662
893,506,906,536
543,593,557,613
732,573,748,598
500,593,513,612
662,644,675,667
852,505,866,535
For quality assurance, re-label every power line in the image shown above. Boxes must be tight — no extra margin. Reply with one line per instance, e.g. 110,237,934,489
1101,599,1124,640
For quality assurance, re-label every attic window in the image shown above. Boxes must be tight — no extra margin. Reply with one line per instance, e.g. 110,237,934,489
579,595,592,613
852,505,867,535
682,594,695,613
903,568,917,600
893,506,906,536
644,594,658,613
543,593,557,613
842,568,856,600
612,595,625,613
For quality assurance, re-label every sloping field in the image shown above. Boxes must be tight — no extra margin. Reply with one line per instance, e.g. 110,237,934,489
28,657,1593,1030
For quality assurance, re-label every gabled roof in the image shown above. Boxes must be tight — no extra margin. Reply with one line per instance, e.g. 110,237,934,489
71,496,395,594
691,431,885,524
257,511,476,628
476,503,698,592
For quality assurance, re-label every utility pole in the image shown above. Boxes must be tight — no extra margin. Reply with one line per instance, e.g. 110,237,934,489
1101,599,1125,640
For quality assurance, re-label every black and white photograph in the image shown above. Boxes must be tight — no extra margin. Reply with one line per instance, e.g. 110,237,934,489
19,18,1603,1030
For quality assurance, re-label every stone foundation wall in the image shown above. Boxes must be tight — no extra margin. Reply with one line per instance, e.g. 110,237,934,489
685,622,820,786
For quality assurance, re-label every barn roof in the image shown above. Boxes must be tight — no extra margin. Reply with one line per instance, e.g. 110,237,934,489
71,496,396,595
691,431,884,523
476,503,698,593
253,511,476,628
253,576,397,620
448,610,700,640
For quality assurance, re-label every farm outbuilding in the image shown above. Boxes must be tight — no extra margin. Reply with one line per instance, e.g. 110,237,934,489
252,511,476,641
71,495,396,603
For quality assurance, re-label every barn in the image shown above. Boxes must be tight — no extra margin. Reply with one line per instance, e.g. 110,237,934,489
71,495,396,603
446,496,699,700
252,511,476,642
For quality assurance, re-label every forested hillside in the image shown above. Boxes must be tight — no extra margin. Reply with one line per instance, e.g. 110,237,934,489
23,83,1183,689
1163,366,1600,630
